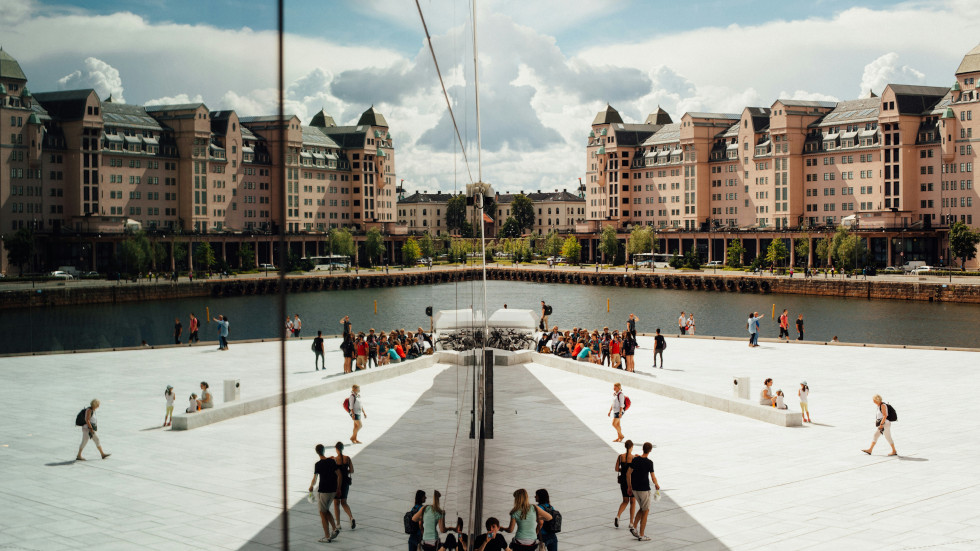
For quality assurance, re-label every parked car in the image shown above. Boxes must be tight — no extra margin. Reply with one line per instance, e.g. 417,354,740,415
881,266,902,273
546,256,567,264
706,260,723,267
416,257,432,266
912,265,935,274
259,263,276,271
902,261,927,273
50,270,74,280
81,271,100,278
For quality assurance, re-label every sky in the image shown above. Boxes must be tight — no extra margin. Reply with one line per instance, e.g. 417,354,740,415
2,0,979,195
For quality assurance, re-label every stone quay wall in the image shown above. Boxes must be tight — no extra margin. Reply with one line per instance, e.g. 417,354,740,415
2,267,979,310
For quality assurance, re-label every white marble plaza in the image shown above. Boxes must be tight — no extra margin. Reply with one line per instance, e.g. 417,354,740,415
1,335,978,550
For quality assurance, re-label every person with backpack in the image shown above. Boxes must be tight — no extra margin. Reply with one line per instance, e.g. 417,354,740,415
348,385,366,444
862,394,898,456
76,399,109,461
534,488,560,551
608,383,627,442
653,328,666,369
312,331,325,371
411,489,450,550
405,490,427,551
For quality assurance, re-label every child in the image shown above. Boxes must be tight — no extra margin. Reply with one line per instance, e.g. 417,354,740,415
163,386,175,427
186,393,200,413
799,381,810,422
774,389,788,410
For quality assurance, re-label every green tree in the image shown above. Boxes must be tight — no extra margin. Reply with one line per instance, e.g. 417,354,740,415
194,242,216,272
949,221,980,268
402,237,421,266
560,236,582,263
3,228,35,274
794,236,810,267
238,243,255,269
683,247,701,270
498,217,522,239
626,225,657,261
418,232,434,259
151,241,167,269
446,194,467,232
726,239,745,268
512,237,532,263
329,227,356,260
598,225,619,264
815,236,832,266
542,231,564,258
118,238,147,274
364,227,385,266
172,236,188,271
511,193,535,233
449,238,472,264
834,233,867,272
459,220,474,239
765,238,789,268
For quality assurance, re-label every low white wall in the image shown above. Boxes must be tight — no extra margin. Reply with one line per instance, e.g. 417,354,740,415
171,355,438,430
531,353,803,427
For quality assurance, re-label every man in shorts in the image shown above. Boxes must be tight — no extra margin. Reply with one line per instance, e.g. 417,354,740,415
626,442,660,542
309,444,342,543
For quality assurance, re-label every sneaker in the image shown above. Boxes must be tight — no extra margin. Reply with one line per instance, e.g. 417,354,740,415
614,517,619,528
318,536,331,543
351,518,356,530
629,526,639,538
639,535,651,541
331,529,339,540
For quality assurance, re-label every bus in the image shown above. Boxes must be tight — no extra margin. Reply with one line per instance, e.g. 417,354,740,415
306,255,351,271
632,253,671,269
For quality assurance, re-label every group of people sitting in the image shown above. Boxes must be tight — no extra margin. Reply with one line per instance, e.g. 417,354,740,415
341,326,433,373
759,378,788,409
407,488,560,551
536,324,638,372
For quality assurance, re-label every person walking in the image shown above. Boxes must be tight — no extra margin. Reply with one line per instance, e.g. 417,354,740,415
608,383,626,442
534,488,559,551
76,399,109,461
653,328,666,368
163,385,175,427
312,331,325,370
333,442,355,531
349,385,366,444
626,442,660,542
173,317,182,345
796,314,805,341
309,443,342,543
213,314,230,350
862,395,898,456
503,489,552,551
189,313,199,344
407,490,427,551
678,311,687,335
778,309,789,340
614,440,636,531
799,381,811,423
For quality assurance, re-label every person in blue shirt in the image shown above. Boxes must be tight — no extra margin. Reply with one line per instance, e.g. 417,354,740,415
534,489,558,551
213,314,230,350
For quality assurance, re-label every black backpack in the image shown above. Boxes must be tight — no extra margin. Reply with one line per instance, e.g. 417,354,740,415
403,507,421,534
545,305,553,315
542,505,562,533
75,408,88,426
885,403,898,422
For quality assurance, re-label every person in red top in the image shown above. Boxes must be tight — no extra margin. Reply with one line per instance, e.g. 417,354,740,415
571,340,584,359
188,313,200,344
610,333,622,370
394,342,406,359
778,309,789,340
355,336,368,370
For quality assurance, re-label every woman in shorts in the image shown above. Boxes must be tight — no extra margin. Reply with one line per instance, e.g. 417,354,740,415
614,440,636,529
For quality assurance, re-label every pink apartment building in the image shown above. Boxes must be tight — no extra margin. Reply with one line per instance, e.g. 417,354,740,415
585,43,980,267
0,49,396,274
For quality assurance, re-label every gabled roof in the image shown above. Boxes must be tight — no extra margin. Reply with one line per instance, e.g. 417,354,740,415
144,103,206,112
33,89,98,121
398,191,454,204
592,105,624,125
956,43,980,75
810,97,879,127
310,109,337,128
888,85,949,115
102,101,163,131
356,106,388,127
0,49,27,81
301,125,341,148
644,107,672,125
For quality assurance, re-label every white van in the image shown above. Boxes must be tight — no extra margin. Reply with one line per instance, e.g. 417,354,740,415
902,261,926,273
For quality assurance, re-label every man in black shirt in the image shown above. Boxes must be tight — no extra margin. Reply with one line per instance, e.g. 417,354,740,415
796,314,805,341
313,331,325,370
627,313,639,340
653,328,666,369
473,517,508,551
626,442,660,542
309,444,342,543
173,318,182,345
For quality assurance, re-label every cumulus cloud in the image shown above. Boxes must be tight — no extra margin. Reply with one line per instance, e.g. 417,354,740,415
858,52,926,97
0,0,35,25
777,89,840,102
57,57,125,102
143,93,204,107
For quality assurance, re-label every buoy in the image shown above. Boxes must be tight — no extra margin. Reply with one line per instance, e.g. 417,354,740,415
607,298,610,312
374,299,378,315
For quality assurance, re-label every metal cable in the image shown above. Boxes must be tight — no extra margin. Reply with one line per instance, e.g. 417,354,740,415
276,0,289,547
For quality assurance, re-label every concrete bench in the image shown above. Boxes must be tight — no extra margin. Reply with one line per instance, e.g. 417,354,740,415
170,354,438,430
531,352,803,427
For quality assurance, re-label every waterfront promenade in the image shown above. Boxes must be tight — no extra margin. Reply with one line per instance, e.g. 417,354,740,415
1,337,978,549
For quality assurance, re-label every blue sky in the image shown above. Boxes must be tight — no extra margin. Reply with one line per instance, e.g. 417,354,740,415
3,0,979,193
